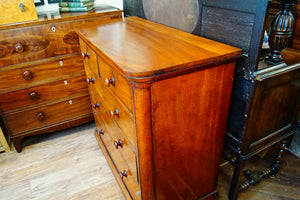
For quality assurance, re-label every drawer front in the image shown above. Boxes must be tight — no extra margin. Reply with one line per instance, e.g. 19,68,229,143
98,56,134,113
92,79,136,149
80,39,98,76
0,74,88,113
4,95,92,136
0,55,84,91
0,24,77,67
94,111,141,200
0,13,122,67
84,57,136,148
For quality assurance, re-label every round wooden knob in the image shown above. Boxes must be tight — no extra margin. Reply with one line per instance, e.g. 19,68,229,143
30,92,39,100
82,52,90,59
110,109,119,118
114,139,123,149
92,102,100,109
22,71,32,80
86,77,94,84
37,112,46,121
15,43,24,53
96,129,104,135
119,170,127,179
105,77,115,87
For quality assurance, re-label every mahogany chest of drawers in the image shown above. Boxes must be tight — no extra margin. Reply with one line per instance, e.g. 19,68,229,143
76,17,241,200
0,6,123,152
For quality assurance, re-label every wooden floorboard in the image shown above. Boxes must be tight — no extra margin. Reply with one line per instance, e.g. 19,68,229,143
0,122,299,200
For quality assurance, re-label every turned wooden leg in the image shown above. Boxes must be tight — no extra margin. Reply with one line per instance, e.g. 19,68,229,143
228,153,245,200
12,136,24,153
238,139,288,192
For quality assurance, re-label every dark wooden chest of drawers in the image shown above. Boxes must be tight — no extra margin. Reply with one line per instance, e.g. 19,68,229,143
0,6,123,152
77,17,242,200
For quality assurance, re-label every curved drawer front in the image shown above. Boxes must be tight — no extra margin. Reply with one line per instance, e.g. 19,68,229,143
95,80,136,149
84,60,137,148
98,56,134,113
80,39,98,76
0,12,122,68
4,95,92,136
0,23,80,67
0,74,89,113
0,55,84,91
94,110,141,200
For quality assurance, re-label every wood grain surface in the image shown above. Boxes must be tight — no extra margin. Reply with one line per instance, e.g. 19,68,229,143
76,16,241,78
78,16,241,200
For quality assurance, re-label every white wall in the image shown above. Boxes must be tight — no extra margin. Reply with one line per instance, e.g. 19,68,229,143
99,0,123,9
35,0,123,12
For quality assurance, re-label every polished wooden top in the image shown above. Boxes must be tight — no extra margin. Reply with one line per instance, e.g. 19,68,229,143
76,16,242,78
0,4,121,30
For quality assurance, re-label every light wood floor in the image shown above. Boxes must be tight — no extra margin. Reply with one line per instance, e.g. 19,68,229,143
0,122,299,200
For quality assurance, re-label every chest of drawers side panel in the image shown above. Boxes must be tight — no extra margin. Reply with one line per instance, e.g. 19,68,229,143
150,62,236,199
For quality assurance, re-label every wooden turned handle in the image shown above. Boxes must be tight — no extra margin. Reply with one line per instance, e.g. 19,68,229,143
82,52,89,59
30,92,39,100
37,112,45,121
99,129,104,135
95,129,104,135
86,77,94,84
92,102,100,109
105,77,115,87
114,139,123,149
110,109,119,118
15,43,24,53
22,71,32,80
119,170,127,179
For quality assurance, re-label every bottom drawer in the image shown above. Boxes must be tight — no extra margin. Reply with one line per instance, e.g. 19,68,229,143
94,111,141,200
4,95,92,136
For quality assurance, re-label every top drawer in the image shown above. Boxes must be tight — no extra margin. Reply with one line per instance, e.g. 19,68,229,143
0,54,83,92
98,56,134,113
79,39,98,76
0,13,122,67
0,23,79,67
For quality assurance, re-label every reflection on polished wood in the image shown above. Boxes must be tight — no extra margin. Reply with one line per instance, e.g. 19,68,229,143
0,122,299,200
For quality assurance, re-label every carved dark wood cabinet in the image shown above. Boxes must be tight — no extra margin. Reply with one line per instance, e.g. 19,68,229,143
123,0,300,199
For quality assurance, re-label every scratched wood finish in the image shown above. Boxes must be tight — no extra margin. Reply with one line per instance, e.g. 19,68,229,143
0,9,123,152
77,16,241,200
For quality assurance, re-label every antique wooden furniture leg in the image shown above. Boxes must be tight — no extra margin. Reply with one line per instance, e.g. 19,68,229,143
11,136,24,153
228,154,246,200
238,140,287,192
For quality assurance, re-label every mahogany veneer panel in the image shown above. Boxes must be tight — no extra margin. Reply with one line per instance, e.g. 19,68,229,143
0,8,123,152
